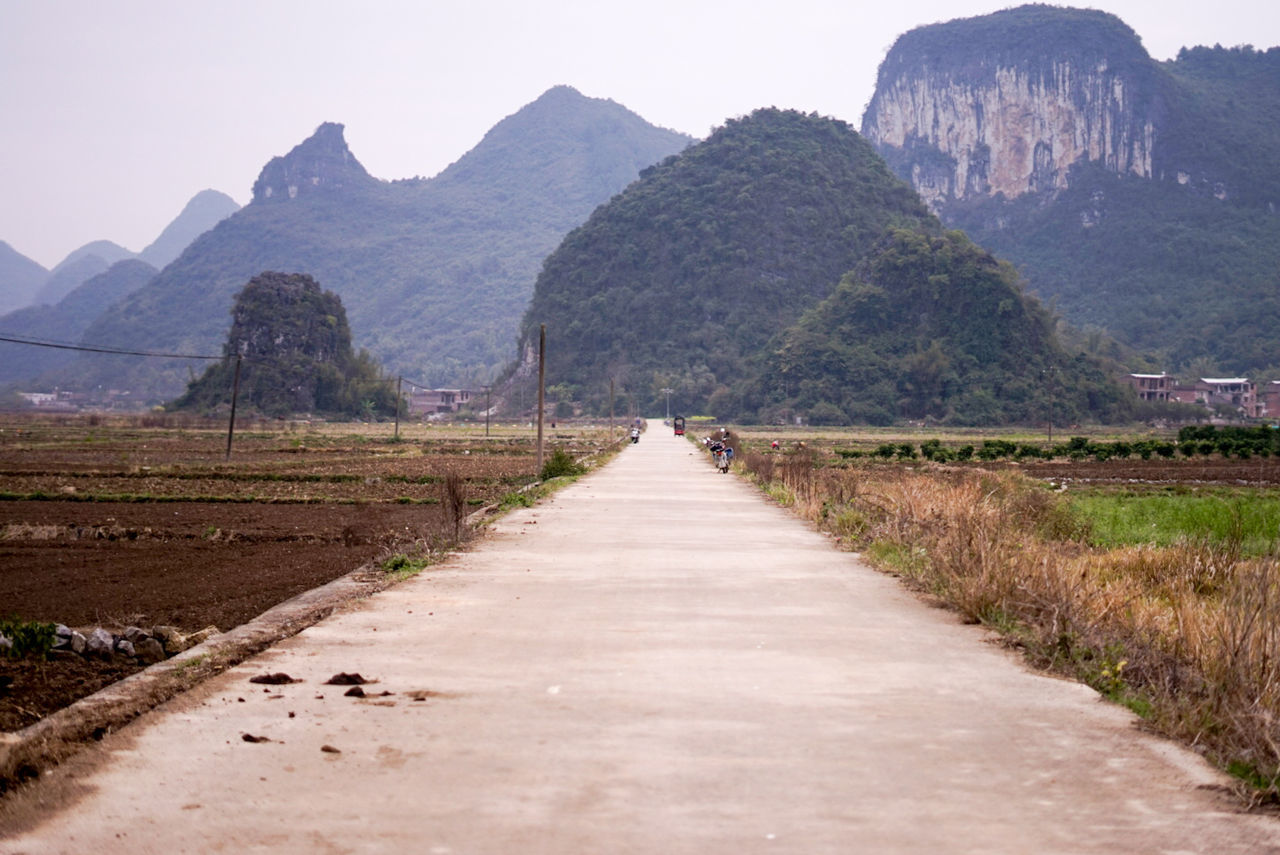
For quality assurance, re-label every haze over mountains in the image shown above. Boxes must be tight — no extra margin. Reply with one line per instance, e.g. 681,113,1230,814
0,190,239,387
32,86,691,401
0,190,240,314
3,5,1278,424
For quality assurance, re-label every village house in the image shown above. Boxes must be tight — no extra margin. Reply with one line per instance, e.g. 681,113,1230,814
408,387,474,416
1152,376,1263,418
1126,373,1267,418
1196,377,1261,418
1261,381,1280,421
1124,373,1171,402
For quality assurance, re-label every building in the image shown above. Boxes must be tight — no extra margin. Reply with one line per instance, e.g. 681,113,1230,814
1198,377,1261,418
408,388,474,416
1125,373,1171,402
1129,373,1264,418
1260,381,1280,420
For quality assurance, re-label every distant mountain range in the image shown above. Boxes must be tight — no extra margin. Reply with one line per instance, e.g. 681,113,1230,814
7,7,1277,425
0,190,239,388
0,190,239,313
0,259,158,386
0,242,48,316
39,86,691,401
862,4,1280,377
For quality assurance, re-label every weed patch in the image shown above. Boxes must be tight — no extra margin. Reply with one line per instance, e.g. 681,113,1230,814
742,455,1280,804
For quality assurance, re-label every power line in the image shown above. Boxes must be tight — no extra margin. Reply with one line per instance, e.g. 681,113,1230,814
0,332,224,360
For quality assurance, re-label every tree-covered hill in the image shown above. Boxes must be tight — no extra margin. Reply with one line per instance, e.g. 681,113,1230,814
171,272,398,418
754,229,1127,425
863,5,1280,379
947,161,1280,374
513,108,1123,424
51,87,691,402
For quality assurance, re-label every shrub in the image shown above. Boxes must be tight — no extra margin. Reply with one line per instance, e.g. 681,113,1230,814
0,618,58,659
540,447,584,480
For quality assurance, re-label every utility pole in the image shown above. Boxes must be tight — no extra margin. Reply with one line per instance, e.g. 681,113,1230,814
536,324,546,474
661,387,673,421
393,375,402,440
1044,366,1056,444
610,378,615,440
484,385,491,438
225,354,242,461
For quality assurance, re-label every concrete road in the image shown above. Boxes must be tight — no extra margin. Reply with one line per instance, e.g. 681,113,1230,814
6,422,1280,853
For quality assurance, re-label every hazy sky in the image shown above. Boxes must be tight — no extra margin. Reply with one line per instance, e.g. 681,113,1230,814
3,0,1278,269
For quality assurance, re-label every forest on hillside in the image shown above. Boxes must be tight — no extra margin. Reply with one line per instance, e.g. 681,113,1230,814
515,109,1129,426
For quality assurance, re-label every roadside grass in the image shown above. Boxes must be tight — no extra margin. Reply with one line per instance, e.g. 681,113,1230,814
740,449,1280,805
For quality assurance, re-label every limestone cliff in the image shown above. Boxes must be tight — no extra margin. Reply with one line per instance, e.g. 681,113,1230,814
862,5,1164,207
251,122,375,203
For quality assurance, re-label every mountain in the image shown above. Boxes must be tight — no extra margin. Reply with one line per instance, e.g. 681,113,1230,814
35,241,134,306
0,190,237,324
861,5,1280,376
758,229,1127,425
56,86,692,402
512,108,1122,424
0,242,48,315
0,259,157,386
138,190,240,269
171,271,397,418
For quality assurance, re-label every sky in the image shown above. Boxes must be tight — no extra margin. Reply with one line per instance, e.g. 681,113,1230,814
3,0,1278,270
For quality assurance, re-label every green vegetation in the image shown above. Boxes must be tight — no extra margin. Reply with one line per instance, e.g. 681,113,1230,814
52,89,690,401
169,272,400,419
755,228,1127,425
0,618,57,659
951,162,1280,374
872,5,1280,379
876,5,1156,96
380,553,431,580
516,108,934,418
1070,491,1280,556
540,447,584,480
517,108,1125,425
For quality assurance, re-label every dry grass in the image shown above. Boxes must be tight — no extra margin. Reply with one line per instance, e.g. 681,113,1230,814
742,453,1280,803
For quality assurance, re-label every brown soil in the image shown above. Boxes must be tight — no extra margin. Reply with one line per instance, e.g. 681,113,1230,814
0,417,561,734
0,501,443,731
989,457,1280,487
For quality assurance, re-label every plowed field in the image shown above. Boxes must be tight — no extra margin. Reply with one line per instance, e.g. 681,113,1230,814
0,415,601,731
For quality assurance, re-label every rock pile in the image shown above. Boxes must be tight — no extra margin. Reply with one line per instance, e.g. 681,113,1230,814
46,624,220,665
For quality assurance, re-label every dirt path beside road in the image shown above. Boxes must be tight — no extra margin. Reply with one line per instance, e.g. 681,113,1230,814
5,422,1280,853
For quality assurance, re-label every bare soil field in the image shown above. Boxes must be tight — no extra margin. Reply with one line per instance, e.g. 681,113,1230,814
1012,457,1280,487
0,415,587,733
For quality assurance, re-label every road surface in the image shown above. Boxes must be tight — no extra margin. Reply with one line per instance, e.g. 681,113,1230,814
5,422,1280,853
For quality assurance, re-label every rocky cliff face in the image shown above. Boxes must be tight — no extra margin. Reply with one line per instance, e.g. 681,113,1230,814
862,6,1163,208
251,123,374,203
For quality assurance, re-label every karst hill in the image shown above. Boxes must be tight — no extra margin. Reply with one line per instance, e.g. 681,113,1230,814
862,4,1280,374
515,108,1124,425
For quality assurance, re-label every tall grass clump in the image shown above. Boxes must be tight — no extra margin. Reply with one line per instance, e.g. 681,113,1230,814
742,452,1280,804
